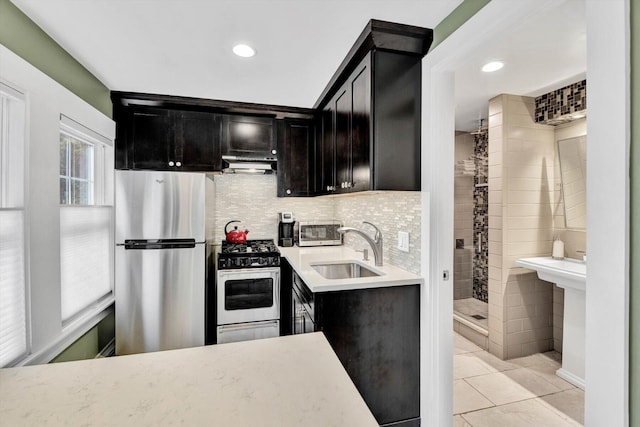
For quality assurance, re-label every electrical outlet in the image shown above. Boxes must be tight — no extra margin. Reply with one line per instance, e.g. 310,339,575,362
398,231,410,252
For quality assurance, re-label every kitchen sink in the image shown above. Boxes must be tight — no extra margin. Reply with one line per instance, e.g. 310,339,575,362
311,261,382,280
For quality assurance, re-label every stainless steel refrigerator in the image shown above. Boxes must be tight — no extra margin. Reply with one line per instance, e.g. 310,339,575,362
115,170,205,355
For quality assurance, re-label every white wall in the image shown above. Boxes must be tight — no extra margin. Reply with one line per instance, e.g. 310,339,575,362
0,44,115,364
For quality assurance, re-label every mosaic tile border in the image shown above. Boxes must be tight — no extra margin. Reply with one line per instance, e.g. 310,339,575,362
535,80,586,124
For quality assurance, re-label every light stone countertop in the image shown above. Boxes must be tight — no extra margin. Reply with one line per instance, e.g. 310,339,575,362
0,333,378,427
279,245,423,292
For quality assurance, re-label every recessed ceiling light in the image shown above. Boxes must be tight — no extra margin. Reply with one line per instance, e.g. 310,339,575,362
233,44,256,58
482,61,504,72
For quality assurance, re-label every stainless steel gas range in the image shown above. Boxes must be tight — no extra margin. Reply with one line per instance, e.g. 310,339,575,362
216,239,281,344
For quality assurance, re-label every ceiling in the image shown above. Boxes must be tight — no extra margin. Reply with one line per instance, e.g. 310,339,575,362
11,0,585,132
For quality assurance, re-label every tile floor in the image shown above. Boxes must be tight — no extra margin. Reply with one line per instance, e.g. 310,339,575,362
453,332,584,426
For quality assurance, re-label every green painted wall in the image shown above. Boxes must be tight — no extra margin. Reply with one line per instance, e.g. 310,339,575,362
631,0,639,424
0,0,111,117
431,0,491,50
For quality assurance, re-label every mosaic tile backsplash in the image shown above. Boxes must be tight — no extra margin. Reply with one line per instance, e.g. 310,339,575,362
334,192,422,275
206,174,422,274
535,80,586,125
473,130,489,303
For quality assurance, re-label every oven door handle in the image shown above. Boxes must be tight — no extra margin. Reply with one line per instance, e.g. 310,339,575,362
218,320,279,332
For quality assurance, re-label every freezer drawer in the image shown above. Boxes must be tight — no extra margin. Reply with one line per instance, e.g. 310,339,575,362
217,320,280,344
115,244,205,355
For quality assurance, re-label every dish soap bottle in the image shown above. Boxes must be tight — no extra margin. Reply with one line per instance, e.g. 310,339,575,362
552,236,565,260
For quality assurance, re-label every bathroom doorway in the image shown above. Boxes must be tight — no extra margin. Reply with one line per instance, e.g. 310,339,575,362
453,125,489,348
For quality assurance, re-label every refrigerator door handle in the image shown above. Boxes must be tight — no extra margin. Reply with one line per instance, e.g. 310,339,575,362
123,239,197,250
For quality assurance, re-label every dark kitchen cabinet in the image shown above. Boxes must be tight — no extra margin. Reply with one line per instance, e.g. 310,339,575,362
291,272,420,426
178,111,222,171
277,118,315,197
222,115,277,160
317,49,422,195
114,105,222,171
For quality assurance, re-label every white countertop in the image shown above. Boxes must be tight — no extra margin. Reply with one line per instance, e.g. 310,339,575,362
0,333,377,427
279,245,423,292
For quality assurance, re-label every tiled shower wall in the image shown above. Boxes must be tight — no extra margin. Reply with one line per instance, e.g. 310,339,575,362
487,94,556,360
473,131,489,302
454,133,474,299
205,174,421,274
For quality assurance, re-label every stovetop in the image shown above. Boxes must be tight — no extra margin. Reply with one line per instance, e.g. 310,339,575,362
221,239,279,255
218,239,280,269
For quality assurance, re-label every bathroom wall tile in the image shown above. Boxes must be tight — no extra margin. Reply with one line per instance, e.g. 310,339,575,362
489,190,503,206
507,319,524,334
507,203,553,217
504,96,535,116
489,339,505,360
505,228,554,244
488,96,504,116
488,240,502,256
522,339,553,355
507,343,525,359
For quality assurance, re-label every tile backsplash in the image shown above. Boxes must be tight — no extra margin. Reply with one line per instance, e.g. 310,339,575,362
205,174,422,274
334,192,422,274
205,174,333,242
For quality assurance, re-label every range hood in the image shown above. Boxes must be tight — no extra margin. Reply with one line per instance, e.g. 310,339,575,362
222,155,276,174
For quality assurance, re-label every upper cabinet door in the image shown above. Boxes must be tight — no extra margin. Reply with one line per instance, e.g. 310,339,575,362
349,54,371,193
129,107,173,170
277,119,314,197
319,106,335,194
334,86,351,193
175,111,222,171
222,115,277,159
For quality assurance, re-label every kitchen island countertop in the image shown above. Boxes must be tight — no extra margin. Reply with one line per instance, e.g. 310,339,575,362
279,245,424,292
0,333,377,427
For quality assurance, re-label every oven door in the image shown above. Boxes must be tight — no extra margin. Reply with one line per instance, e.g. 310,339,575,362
217,267,280,325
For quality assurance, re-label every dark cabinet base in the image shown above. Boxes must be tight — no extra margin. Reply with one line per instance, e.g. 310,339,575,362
290,272,420,426
318,285,420,425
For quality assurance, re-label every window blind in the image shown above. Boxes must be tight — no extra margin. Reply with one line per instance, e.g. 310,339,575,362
60,206,113,322
0,210,27,367
0,83,27,368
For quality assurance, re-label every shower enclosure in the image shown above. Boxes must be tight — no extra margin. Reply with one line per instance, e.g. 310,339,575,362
453,125,489,346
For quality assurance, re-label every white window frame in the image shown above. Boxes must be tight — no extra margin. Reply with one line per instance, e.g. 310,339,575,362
0,80,29,368
59,115,114,327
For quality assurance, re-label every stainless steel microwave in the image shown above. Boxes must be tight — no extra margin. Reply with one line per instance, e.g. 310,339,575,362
298,221,343,246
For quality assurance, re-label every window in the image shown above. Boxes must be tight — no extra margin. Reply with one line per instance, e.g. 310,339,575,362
0,82,28,368
59,116,114,324
59,132,94,205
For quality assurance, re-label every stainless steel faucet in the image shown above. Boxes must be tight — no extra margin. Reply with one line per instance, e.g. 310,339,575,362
337,221,383,266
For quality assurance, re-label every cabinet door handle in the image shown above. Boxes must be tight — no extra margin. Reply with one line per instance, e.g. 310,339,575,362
168,161,175,167
176,161,182,167
286,189,292,195
271,149,277,155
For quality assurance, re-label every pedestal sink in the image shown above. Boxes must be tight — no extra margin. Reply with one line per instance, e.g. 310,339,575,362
516,257,586,390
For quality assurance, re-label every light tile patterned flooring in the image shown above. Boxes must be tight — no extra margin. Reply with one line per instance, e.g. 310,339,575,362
453,332,584,426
